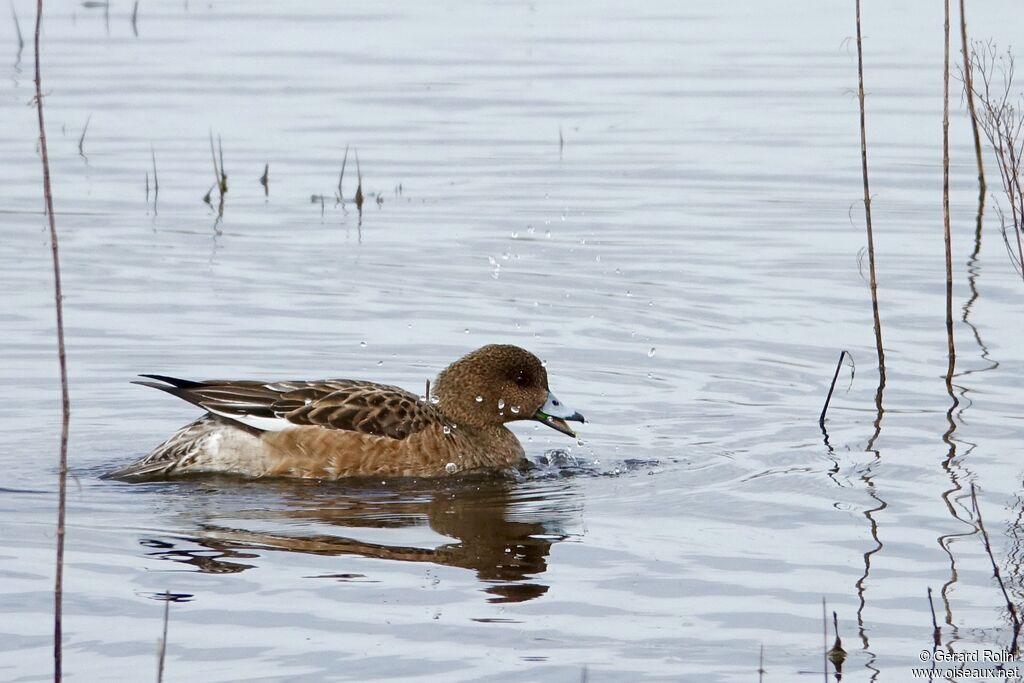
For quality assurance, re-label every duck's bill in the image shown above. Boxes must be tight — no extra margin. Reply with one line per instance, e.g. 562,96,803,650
534,391,585,438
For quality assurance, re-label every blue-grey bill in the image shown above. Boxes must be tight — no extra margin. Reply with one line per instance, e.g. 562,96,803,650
535,391,585,437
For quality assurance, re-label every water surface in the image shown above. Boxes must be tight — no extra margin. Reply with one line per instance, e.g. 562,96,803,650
4,1,1024,680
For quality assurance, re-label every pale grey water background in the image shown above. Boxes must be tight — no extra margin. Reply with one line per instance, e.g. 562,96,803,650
3,1,1024,681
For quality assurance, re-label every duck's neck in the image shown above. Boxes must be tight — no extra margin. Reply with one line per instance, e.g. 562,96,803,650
450,422,525,470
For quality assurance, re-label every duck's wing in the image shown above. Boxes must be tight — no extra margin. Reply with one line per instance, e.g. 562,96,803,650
136,375,439,440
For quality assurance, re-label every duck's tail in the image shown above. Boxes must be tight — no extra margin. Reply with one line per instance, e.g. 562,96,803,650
102,414,221,481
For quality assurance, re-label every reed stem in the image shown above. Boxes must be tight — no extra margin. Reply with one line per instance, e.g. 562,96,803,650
32,0,70,679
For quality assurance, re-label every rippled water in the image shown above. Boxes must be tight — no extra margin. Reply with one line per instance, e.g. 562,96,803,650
5,1,1024,680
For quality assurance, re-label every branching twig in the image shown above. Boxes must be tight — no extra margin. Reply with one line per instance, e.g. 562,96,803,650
970,41,1024,279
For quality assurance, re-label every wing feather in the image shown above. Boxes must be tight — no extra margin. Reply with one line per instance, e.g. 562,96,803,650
137,376,439,440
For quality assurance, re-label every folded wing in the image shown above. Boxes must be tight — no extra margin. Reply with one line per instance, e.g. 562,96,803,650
136,375,438,441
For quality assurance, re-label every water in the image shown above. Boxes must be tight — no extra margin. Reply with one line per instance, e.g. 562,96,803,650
4,1,1024,680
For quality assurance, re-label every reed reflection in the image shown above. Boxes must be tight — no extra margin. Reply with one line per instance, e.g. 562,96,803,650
138,477,580,603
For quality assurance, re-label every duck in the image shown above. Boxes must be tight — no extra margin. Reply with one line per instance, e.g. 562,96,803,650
104,344,585,481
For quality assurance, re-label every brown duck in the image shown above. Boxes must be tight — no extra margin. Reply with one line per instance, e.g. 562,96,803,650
105,345,584,480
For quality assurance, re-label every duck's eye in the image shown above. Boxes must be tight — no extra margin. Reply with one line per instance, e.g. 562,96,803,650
514,373,530,387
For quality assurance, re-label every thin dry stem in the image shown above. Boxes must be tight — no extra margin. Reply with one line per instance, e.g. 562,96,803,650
77,114,90,156
855,0,886,420
338,144,349,201
819,350,852,426
156,593,170,682
943,0,957,393
33,0,70,679
959,0,986,197
971,484,1022,655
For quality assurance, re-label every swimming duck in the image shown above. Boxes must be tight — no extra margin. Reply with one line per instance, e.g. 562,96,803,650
104,344,584,480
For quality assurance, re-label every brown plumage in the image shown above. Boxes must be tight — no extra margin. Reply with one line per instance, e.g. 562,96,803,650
104,344,585,481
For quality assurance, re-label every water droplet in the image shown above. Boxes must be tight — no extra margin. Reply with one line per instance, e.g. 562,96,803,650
475,395,483,402
510,405,520,414
377,360,383,366
648,347,656,357
541,360,547,367
445,462,457,474
511,231,519,239
430,396,440,404
497,399,506,409
359,341,367,348
443,425,451,435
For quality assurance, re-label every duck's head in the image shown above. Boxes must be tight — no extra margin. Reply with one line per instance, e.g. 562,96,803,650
433,344,585,437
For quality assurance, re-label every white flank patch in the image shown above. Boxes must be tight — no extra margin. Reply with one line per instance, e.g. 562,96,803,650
207,408,292,432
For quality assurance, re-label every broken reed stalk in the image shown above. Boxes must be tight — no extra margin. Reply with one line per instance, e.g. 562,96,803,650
758,644,764,683
156,593,170,683
821,598,827,683
927,587,941,645
354,148,364,211
819,350,850,426
970,484,1023,655
259,162,269,197
854,0,887,397
13,5,24,53
77,114,90,156
150,147,159,215
208,132,227,197
337,144,349,201
942,0,957,395
959,0,986,198
217,135,226,194
827,611,846,670
32,0,70,679
151,145,159,198
130,0,139,37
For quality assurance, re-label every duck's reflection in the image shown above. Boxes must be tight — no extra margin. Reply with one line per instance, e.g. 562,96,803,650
139,477,581,603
